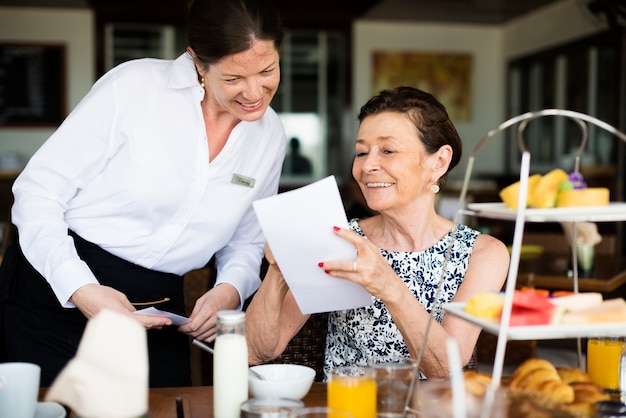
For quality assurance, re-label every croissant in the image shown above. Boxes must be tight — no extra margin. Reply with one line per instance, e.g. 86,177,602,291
570,381,610,403
509,358,610,417
509,358,574,404
557,366,591,384
463,370,493,396
536,379,575,404
509,358,559,389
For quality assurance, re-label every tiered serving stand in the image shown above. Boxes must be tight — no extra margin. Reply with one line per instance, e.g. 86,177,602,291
443,109,626,391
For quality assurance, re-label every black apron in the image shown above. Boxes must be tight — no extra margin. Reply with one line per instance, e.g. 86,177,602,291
0,231,191,387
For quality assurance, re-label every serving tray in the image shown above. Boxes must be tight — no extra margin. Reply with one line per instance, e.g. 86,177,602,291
464,202,626,223
443,302,626,340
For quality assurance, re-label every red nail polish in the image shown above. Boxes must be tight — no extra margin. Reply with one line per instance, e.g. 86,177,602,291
324,270,330,274
333,226,340,231
318,262,324,267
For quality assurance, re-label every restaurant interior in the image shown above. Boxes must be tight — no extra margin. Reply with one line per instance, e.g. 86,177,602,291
1,0,626,403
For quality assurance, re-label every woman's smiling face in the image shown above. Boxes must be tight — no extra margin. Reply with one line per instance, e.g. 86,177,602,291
352,112,437,212
201,39,280,122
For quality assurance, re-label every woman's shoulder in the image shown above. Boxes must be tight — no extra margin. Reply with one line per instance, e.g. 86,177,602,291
442,223,478,248
96,57,174,89
112,57,172,73
238,107,287,151
260,107,284,130
471,230,509,260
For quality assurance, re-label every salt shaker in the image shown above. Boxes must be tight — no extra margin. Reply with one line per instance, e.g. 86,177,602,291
214,310,248,418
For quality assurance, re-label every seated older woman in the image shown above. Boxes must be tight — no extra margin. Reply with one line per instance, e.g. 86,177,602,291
246,86,509,380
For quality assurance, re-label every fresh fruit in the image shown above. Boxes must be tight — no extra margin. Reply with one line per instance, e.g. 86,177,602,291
509,307,555,326
558,179,573,192
465,291,504,319
513,288,555,311
499,169,610,209
555,188,610,207
508,289,560,326
528,168,569,208
499,174,541,209
465,289,564,326
520,286,549,297
568,171,587,189
551,290,576,297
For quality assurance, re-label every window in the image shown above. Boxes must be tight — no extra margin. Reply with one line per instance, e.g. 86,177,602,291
507,30,622,174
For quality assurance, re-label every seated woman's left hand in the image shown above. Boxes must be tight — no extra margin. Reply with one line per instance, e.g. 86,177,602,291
319,226,398,298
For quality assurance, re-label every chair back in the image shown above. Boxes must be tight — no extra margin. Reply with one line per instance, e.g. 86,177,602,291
270,312,329,382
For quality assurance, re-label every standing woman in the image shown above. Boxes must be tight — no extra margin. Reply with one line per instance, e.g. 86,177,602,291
1,0,285,387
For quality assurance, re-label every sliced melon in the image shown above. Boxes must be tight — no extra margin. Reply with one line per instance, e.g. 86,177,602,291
556,188,610,207
529,169,569,208
465,292,504,320
499,174,541,209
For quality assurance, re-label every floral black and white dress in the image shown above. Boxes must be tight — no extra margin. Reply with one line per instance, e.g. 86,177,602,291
323,218,479,379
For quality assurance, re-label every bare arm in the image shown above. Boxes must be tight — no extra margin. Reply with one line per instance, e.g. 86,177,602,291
322,228,509,378
392,233,509,377
246,262,310,364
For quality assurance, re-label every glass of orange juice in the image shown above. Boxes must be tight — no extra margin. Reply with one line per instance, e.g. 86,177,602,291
587,337,626,392
328,366,377,418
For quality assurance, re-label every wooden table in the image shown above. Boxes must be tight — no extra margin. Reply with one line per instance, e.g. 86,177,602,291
517,253,626,295
41,383,327,418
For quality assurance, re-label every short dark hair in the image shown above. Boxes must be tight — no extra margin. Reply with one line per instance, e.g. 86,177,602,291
187,0,284,67
357,86,462,185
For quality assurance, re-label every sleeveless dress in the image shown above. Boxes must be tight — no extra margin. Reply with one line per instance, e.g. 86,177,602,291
323,218,479,378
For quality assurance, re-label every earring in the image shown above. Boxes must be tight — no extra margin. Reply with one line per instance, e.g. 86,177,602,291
430,184,440,194
200,77,205,89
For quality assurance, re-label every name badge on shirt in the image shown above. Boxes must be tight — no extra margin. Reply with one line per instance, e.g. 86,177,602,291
232,173,255,188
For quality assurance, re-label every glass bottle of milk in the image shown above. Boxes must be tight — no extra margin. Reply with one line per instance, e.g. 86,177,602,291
213,310,248,418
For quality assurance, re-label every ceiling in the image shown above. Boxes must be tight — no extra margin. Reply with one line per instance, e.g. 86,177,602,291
361,0,561,24
0,0,562,25
1,0,622,29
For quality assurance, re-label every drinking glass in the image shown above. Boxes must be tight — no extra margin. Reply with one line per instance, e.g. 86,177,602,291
588,337,626,393
327,366,376,418
290,407,354,418
620,343,626,404
241,398,304,418
367,356,417,418
409,379,508,418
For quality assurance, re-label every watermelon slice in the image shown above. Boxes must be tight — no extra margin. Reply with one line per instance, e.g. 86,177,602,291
507,289,558,326
512,289,555,311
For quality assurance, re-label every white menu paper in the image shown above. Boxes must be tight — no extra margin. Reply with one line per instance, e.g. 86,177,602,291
133,307,191,326
253,176,372,314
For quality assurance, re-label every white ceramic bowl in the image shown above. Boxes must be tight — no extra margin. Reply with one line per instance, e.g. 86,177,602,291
248,364,316,400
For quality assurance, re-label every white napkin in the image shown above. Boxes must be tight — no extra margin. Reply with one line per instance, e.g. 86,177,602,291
45,309,149,418
561,221,602,246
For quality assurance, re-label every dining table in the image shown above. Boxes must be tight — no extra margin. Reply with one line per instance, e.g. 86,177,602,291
40,382,328,418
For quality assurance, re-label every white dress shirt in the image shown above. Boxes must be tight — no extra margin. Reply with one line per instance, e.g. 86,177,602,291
11,53,287,308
